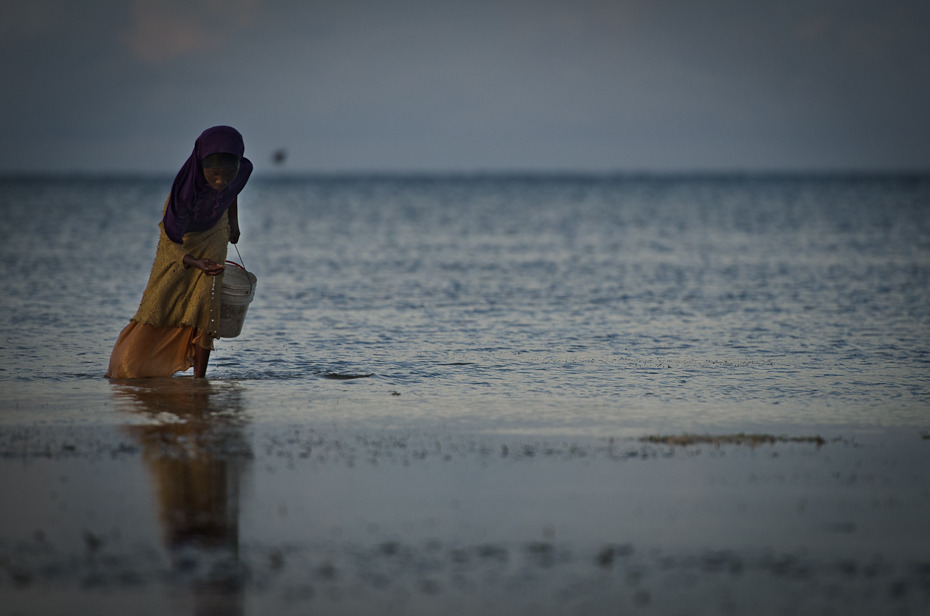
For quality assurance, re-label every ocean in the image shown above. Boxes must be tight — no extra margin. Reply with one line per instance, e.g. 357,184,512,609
2,173,930,615
0,173,928,434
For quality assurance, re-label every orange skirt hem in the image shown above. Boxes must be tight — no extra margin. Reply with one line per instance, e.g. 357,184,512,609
105,321,214,379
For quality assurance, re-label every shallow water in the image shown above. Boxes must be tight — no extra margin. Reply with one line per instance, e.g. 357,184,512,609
1,173,929,432
2,174,930,614
2,409,930,615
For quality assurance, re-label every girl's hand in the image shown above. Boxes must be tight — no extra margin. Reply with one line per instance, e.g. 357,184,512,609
200,258,226,276
184,253,225,275
229,224,241,244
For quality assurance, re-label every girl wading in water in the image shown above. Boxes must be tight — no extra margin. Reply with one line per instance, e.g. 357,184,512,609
106,126,253,378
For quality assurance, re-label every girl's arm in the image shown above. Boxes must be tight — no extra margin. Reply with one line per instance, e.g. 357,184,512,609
228,198,240,244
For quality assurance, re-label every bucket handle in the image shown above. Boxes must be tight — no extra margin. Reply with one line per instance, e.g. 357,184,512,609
231,242,246,270
226,244,254,293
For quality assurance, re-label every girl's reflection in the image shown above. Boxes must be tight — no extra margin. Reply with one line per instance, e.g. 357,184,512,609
112,378,251,614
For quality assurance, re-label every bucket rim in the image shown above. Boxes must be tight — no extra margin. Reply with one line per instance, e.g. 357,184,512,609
222,260,256,294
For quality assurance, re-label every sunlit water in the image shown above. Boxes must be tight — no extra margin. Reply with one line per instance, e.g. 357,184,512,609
1,173,929,434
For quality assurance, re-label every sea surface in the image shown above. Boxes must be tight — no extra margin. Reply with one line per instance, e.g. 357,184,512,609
2,174,930,615
1,173,929,434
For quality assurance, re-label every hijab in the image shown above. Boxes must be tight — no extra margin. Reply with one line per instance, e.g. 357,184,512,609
162,126,253,244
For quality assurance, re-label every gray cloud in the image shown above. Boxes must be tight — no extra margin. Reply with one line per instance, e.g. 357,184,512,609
121,0,258,63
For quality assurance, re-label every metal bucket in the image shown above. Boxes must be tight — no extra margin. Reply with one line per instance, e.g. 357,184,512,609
217,261,256,338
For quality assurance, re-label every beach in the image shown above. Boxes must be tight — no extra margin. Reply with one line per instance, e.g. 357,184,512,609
2,379,929,615
1,174,929,614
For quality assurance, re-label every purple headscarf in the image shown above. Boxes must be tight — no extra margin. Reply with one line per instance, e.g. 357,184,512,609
162,126,253,244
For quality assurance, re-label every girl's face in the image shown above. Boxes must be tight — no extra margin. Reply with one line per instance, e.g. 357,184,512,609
203,166,238,191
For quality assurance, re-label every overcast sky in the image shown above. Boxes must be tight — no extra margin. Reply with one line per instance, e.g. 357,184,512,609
2,0,929,174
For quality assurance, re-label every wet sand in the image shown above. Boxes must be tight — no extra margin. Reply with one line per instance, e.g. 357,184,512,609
1,380,929,615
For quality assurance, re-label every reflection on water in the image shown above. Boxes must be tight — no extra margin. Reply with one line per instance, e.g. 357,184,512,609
111,378,251,616
0,379,928,614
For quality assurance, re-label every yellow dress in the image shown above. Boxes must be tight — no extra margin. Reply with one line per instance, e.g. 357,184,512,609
106,204,229,378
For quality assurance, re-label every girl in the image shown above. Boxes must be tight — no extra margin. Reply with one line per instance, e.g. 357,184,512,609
107,126,253,378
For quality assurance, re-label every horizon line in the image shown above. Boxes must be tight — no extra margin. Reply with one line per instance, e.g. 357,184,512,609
2,167,929,180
